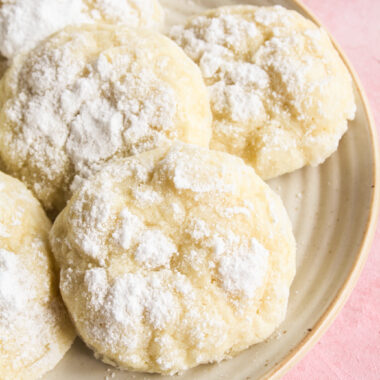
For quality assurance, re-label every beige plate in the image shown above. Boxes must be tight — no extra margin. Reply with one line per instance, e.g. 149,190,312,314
43,0,380,379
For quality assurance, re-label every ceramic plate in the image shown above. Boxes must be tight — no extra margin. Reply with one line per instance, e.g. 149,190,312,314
44,0,380,379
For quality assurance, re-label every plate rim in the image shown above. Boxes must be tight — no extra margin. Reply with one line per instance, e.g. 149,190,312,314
262,1,380,379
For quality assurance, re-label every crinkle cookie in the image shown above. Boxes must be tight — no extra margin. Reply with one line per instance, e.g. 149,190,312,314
50,142,296,375
0,0,164,59
0,171,75,380
0,25,212,213
170,5,356,180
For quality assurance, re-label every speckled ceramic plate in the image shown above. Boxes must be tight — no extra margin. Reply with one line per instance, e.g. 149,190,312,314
43,0,380,379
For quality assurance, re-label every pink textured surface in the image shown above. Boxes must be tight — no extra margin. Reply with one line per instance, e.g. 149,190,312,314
283,1,380,379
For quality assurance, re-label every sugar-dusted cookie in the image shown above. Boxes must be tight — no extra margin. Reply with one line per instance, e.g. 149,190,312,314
50,142,296,375
0,171,75,380
170,5,356,179
0,0,164,58
0,25,212,213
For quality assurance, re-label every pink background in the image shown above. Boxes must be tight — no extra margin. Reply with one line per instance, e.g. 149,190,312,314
283,0,380,379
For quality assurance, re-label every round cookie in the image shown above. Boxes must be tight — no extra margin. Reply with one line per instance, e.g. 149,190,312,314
0,25,212,213
170,5,356,180
0,171,75,380
50,142,296,375
0,0,164,59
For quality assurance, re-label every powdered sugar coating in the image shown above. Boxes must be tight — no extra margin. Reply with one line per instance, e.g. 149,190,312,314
0,249,28,323
134,230,177,269
0,25,212,213
0,172,75,380
50,142,296,375
217,237,269,298
0,0,164,59
170,5,356,179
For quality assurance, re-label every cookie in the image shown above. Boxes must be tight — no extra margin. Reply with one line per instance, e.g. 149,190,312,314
170,5,356,179
50,142,296,375
0,171,75,380
0,0,164,58
0,25,212,213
